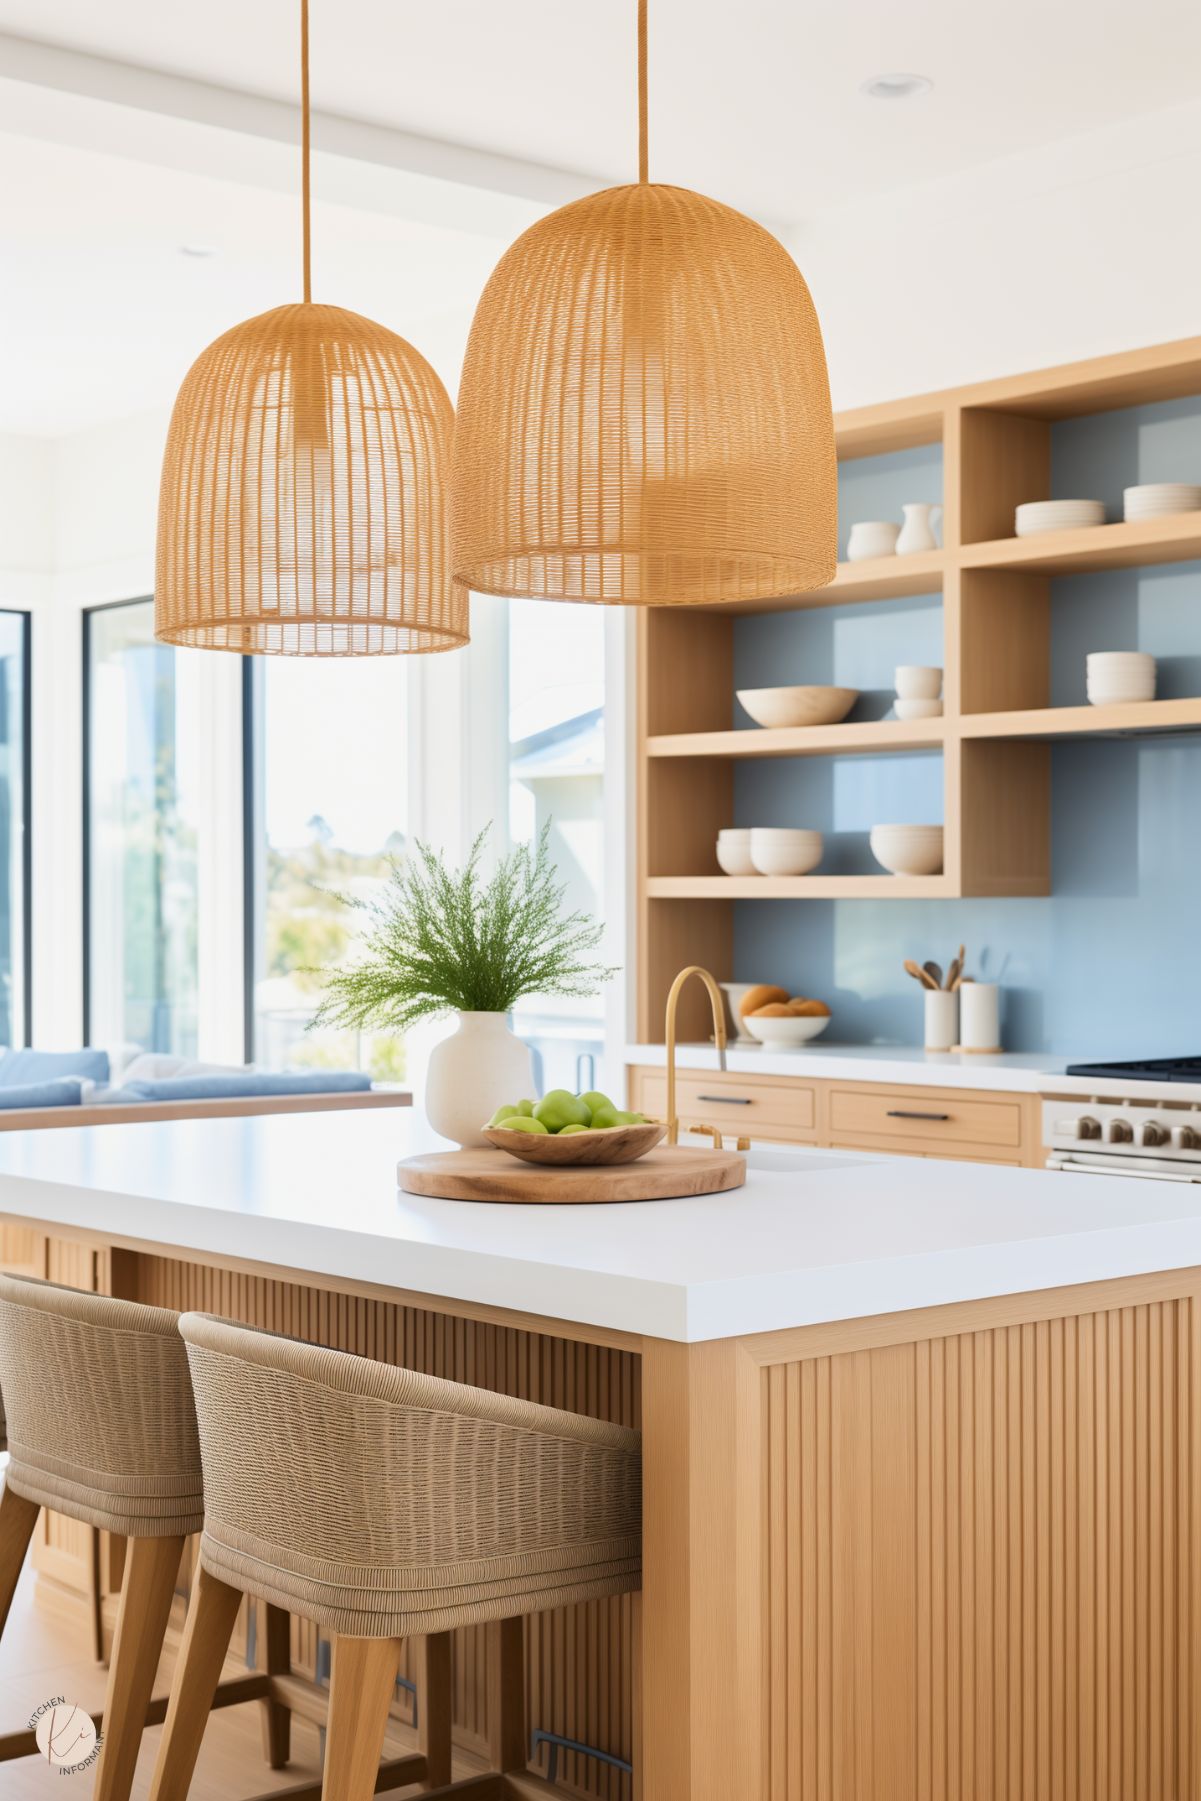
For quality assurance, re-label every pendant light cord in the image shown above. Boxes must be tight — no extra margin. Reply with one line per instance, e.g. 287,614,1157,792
637,0,648,183
301,0,312,302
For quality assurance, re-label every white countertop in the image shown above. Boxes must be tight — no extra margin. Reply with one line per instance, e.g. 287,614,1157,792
624,1041,1201,1102
1,1110,1200,1343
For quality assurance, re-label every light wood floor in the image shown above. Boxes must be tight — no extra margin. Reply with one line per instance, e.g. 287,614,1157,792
0,1553,475,1800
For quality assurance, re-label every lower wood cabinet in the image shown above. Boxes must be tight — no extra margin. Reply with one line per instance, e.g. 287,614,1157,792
627,1066,1044,1166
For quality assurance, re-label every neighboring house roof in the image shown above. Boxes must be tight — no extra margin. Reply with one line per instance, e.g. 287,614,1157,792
510,707,604,779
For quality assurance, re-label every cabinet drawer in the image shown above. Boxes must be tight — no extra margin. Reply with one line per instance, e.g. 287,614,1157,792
630,1067,816,1134
828,1086,1024,1150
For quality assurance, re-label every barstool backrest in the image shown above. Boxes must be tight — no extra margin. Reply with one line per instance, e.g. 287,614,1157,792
0,1272,203,1537
179,1311,642,1637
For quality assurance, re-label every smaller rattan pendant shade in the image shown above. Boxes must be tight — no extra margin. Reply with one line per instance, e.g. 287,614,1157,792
453,182,837,606
156,302,467,655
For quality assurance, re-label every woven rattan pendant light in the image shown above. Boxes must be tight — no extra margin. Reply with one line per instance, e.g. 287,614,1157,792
156,0,467,655
453,0,836,607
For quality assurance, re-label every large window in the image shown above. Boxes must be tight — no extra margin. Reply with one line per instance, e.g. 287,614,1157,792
85,600,200,1056
501,598,608,1093
0,612,29,1048
246,659,409,1079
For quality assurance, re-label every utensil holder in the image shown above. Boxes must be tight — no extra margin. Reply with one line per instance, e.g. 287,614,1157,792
924,990,958,1052
959,982,1001,1052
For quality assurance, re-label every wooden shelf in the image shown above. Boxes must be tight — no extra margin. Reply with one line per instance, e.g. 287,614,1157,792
645,875,953,900
961,698,1201,739
646,718,945,758
961,512,1201,576
711,549,945,614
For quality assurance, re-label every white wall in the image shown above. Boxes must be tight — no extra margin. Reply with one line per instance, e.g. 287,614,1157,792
791,95,1201,410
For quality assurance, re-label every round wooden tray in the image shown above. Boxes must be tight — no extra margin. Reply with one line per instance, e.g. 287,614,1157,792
397,1145,746,1205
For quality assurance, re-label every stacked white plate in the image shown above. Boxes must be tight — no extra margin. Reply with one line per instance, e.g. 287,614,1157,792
1123,483,1201,521
1015,499,1105,537
1086,651,1156,705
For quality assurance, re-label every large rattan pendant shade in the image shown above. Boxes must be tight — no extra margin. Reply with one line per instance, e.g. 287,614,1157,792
452,1,836,607
156,303,466,655
155,0,466,656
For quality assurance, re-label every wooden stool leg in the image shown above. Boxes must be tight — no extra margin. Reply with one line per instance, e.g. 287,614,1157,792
416,1631,453,1789
0,1485,40,1638
146,1565,241,1801
93,1533,185,1801
259,1602,292,1768
323,1636,401,1801
485,1618,525,1773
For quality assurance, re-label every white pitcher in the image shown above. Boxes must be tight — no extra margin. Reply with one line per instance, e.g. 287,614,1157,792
896,502,942,555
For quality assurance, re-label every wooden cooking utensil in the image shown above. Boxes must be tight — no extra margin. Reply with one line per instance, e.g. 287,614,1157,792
904,959,939,991
945,955,963,991
923,960,944,990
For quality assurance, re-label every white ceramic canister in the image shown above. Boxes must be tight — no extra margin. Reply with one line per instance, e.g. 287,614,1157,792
896,502,943,555
924,989,959,1053
846,521,901,562
959,982,1001,1052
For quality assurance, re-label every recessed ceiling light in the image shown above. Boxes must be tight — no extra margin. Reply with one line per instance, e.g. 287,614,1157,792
861,72,932,100
179,244,218,258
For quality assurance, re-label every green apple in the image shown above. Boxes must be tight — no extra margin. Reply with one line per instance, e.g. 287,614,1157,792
557,1123,592,1135
533,1089,591,1132
579,1090,615,1119
512,1098,537,1116
589,1103,620,1129
498,1114,548,1134
614,1109,647,1126
488,1103,519,1127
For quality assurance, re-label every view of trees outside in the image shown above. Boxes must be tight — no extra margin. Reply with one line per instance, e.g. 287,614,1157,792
87,600,200,1055
249,657,409,1080
0,613,26,1048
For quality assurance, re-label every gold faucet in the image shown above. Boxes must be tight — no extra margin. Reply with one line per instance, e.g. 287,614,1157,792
664,965,729,1147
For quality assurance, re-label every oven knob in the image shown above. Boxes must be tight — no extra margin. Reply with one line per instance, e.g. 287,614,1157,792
1139,1121,1169,1148
1172,1124,1199,1151
1107,1119,1133,1144
1077,1115,1101,1141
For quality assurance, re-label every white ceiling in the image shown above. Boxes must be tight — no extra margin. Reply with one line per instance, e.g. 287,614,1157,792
4,0,1201,220
3,1,1201,436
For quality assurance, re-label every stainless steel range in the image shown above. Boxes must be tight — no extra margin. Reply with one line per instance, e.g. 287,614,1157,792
1044,1057,1201,1181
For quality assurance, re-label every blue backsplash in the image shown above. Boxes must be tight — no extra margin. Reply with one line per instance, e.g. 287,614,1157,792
729,397,1201,1058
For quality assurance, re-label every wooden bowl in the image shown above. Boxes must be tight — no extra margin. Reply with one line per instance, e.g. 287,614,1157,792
736,685,858,729
482,1120,667,1166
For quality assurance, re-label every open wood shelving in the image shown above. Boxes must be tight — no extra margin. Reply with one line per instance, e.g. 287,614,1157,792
636,333,1201,1040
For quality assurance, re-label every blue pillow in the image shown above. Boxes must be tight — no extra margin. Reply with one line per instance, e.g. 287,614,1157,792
0,1048,109,1088
119,1071,371,1103
0,1077,84,1111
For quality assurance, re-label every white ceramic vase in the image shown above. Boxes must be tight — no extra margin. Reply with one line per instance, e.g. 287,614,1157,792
896,502,942,555
423,1011,536,1149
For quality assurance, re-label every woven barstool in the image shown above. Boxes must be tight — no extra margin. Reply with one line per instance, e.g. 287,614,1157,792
149,1312,642,1801
0,1272,207,1798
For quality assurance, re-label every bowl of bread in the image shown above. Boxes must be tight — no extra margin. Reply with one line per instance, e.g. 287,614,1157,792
736,983,831,1045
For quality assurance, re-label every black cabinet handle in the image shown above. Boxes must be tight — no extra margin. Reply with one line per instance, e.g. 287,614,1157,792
886,1109,950,1122
697,1094,753,1105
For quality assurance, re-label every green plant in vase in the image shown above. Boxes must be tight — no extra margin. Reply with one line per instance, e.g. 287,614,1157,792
313,823,617,1146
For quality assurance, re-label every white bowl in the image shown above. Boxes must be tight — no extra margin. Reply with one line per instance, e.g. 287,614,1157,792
750,828,823,876
895,664,943,700
743,1013,830,1045
1015,499,1105,536
869,823,944,877
716,838,757,876
720,981,770,1041
1086,652,1156,704
894,697,944,720
717,826,752,839
846,521,901,561
1123,483,1201,519
736,685,858,729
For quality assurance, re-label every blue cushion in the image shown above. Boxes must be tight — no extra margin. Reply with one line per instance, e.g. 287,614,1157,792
118,1071,372,1103
0,1077,84,1111
0,1048,110,1088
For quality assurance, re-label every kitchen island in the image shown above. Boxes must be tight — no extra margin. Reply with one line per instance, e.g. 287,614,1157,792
0,1110,1197,1800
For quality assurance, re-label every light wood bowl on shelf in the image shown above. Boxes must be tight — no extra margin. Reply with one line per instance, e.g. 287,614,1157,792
482,1120,667,1166
736,685,858,728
